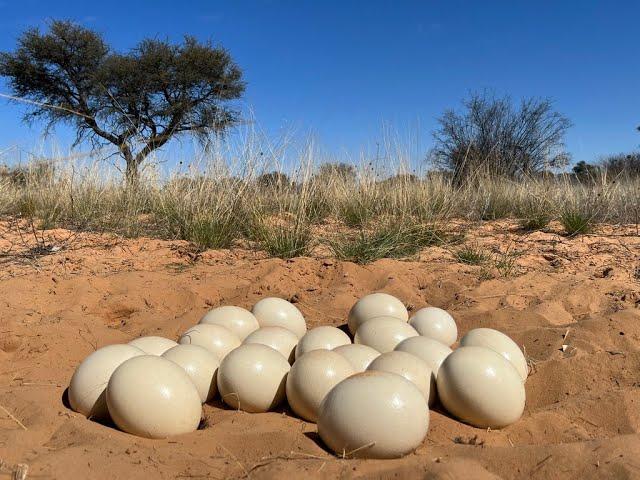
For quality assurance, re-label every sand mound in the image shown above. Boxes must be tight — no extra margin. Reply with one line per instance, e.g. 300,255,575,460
0,221,639,478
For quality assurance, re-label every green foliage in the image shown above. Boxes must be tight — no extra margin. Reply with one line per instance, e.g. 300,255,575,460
304,194,332,224
479,189,513,220
517,196,553,231
329,223,446,264
493,248,520,277
518,211,551,231
4,153,640,264
338,198,375,228
252,218,314,259
572,161,600,180
454,244,489,265
560,209,592,236
181,216,240,250
152,177,244,250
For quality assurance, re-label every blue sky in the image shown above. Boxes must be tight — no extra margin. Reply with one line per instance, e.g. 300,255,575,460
0,0,638,167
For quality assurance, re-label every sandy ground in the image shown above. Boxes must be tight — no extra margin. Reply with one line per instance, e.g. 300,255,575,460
1,220,640,479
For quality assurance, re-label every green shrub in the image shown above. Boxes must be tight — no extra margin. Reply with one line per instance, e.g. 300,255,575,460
454,244,489,265
329,223,446,264
560,209,592,235
253,218,314,258
517,197,553,231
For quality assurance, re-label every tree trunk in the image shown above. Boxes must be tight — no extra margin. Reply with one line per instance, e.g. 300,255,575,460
125,160,140,189
120,134,170,188
120,143,140,189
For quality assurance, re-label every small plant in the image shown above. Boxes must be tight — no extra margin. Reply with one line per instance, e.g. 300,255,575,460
329,223,446,264
406,224,449,249
248,165,317,259
560,209,592,236
479,190,513,220
185,216,240,250
517,196,553,231
161,210,241,250
519,211,552,231
493,248,520,277
104,187,152,237
15,189,63,230
415,189,452,221
338,199,375,228
153,177,244,250
253,218,314,259
478,265,495,281
454,244,489,265
304,194,332,224
558,182,610,236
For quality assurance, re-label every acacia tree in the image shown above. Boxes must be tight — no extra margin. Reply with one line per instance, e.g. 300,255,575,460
431,92,571,182
0,21,245,184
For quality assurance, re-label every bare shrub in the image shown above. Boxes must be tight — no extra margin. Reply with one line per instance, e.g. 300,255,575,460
431,92,571,182
600,152,640,179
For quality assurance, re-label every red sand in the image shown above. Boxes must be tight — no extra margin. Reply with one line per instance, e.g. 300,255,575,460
1,221,639,479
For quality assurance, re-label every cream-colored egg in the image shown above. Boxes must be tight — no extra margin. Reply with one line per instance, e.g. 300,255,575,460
409,307,458,346
332,344,380,372
69,344,145,419
347,293,408,335
217,344,291,412
394,336,452,376
295,326,351,359
318,371,429,459
394,336,452,404
437,346,525,428
162,345,220,403
367,351,432,403
127,336,177,356
106,355,202,438
198,306,259,340
243,326,299,363
178,324,241,361
460,328,528,381
354,316,418,353
251,297,307,338
286,350,354,422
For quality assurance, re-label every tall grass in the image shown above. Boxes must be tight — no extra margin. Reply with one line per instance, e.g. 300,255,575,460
248,154,318,259
1,137,639,264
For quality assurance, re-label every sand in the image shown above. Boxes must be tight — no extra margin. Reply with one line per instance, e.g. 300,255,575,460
1,220,639,479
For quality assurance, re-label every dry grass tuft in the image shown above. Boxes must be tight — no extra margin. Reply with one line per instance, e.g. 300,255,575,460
1,138,639,263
